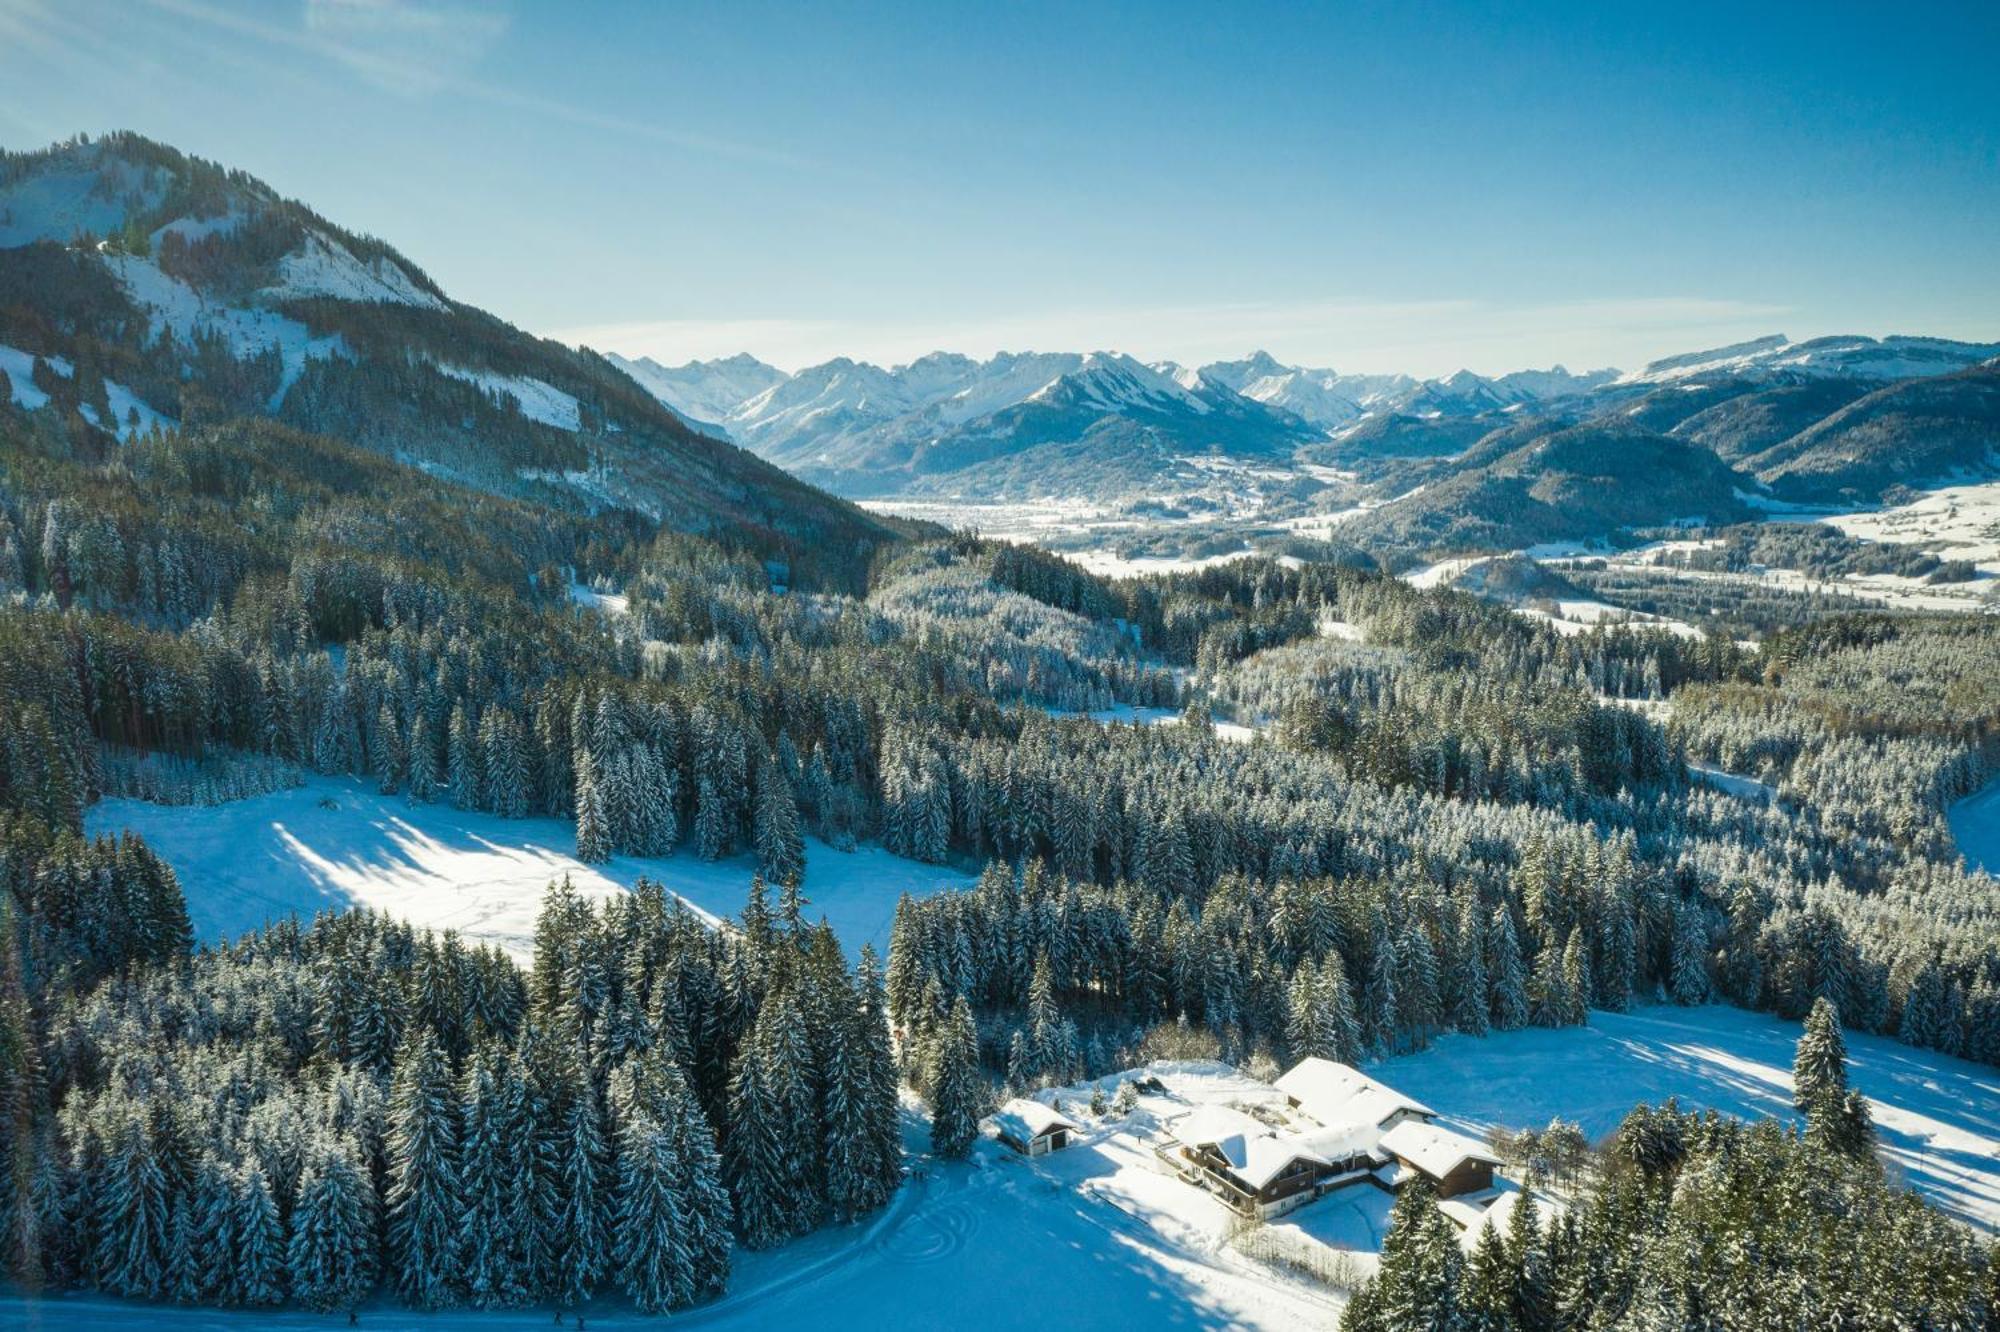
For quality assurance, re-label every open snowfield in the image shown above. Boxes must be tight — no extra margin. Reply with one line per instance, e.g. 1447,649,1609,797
1824,480,2000,573
85,776,969,961
1374,1002,2000,1232
1949,776,2000,877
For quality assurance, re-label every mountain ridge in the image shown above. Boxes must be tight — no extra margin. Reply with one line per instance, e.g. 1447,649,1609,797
0,132,904,588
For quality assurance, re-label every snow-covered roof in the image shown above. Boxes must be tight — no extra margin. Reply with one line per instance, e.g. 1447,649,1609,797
1379,1120,1502,1180
1275,1058,1435,1131
991,1098,1077,1143
1171,1106,1327,1192
1291,1120,1382,1164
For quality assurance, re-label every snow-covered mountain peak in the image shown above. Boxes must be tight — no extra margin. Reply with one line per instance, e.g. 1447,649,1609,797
1620,334,2000,385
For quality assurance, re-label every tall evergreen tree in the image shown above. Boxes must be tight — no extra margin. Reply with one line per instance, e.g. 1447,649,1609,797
1489,908,1529,1032
287,1147,375,1314
928,998,982,1159
385,1031,462,1309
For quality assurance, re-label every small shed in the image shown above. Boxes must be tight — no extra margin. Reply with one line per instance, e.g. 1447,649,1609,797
1379,1120,1503,1199
991,1099,1079,1157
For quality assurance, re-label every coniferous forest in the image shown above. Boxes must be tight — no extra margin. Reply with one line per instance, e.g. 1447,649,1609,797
1,391,1996,1317
0,133,1997,1324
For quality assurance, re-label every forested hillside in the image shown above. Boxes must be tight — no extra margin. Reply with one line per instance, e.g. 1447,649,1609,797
4,366,1999,1311
1,135,1996,1324
0,132,905,590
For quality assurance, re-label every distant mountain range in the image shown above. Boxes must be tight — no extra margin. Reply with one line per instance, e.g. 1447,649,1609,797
0,133,902,585
606,347,1622,497
4,133,1995,568
610,333,2000,548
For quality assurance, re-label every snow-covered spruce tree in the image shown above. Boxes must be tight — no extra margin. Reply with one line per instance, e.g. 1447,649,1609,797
1795,997,1875,1157
611,1111,694,1314
754,750,805,887
385,1030,462,1309
551,1049,609,1310
658,1058,733,1302
93,1115,167,1300
854,945,906,1205
1488,907,1529,1031
763,987,825,1227
1793,995,1849,1116
928,997,982,1159
1395,921,1442,1050
287,1145,376,1314
1362,925,1398,1053
1343,1175,1464,1332
694,772,728,862
235,1165,286,1307
572,748,610,865
406,711,439,802
482,709,531,819
447,702,480,811
1503,1185,1551,1329
1460,1219,1515,1332
1899,956,1959,1054
722,1024,793,1249
1449,898,1491,1037
457,1046,530,1307
1668,899,1711,1005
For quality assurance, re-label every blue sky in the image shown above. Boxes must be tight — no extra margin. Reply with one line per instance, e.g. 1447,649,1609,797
2,0,1995,375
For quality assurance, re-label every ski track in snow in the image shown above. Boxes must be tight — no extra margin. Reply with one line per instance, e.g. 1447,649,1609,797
84,775,969,961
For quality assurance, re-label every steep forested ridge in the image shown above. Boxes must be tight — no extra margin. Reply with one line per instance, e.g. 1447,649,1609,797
0,132,907,590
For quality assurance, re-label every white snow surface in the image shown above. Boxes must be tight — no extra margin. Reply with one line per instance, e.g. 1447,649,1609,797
0,342,173,437
0,343,57,411
1689,762,1778,804
265,231,446,310
1948,775,2000,878
103,253,347,404
436,364,583,431
1621,333,2000,385
85,776,969,962
1373,1003,2000,1233
0,160,167,246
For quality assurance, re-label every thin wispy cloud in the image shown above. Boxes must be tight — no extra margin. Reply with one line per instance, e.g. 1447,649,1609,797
303,0,509,97
554,296,1795,378
142,0,808,169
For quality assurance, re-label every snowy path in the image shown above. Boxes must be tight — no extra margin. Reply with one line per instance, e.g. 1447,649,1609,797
1373,1003,2000,1232
1948,776,2000,877
0,1102,1337,1332
86,776,970,961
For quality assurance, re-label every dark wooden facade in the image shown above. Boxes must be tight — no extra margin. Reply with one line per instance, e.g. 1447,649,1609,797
1419,1156,1495,1199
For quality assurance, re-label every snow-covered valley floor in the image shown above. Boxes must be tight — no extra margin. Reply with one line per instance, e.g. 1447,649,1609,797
1373,1003,2000,1233
85,776,971,961
5,1003,1994,1330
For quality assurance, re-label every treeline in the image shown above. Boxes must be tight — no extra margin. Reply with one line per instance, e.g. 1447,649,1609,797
887,845,1672,1093
1346,1100,1993,1330
3,877,901,1313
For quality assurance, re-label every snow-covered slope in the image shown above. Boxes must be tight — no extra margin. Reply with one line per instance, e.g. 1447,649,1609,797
0,133,900,570
609,351,788,435
86,775,969,962
0,342,174,437
1620,333,2000,386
